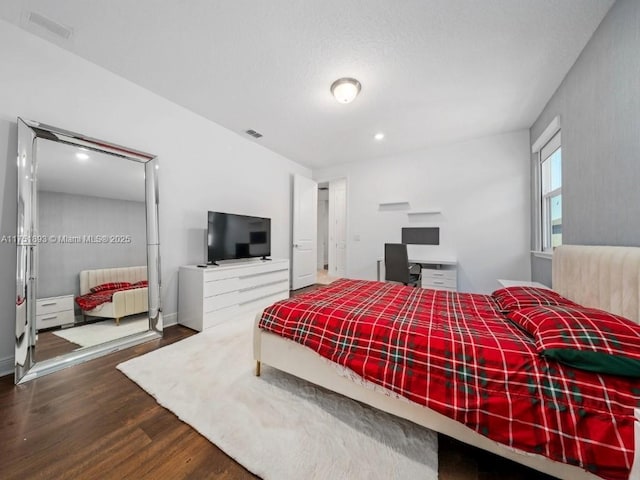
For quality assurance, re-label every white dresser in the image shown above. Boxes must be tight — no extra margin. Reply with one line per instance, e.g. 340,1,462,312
36,294,75,329
178,259,290,331
421,266,458,292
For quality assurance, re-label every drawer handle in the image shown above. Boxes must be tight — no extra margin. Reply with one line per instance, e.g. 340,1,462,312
432,273,444,276
41,315,58,321
433,281,444,285
41,302,57,307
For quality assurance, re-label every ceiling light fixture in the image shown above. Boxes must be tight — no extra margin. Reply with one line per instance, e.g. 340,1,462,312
75,152,89,161
374,132,385,141
331,77,361,104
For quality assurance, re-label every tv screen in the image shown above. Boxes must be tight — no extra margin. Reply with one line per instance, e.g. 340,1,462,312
207,211,271,262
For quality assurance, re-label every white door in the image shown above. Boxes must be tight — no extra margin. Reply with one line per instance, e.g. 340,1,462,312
328,178,347,277
292,174,318,290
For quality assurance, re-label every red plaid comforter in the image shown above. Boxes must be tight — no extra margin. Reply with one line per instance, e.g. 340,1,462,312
259,279,640,480
75,285,141,311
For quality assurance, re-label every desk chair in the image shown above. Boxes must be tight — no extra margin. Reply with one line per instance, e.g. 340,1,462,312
384,243,422,287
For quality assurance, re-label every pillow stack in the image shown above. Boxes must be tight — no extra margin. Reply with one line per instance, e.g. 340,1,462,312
491,286,640,378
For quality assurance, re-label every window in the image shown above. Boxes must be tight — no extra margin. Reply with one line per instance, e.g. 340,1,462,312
539,131,562,251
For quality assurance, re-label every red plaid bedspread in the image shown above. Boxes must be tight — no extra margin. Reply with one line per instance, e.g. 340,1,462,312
259,279,640,480
75,285,141,311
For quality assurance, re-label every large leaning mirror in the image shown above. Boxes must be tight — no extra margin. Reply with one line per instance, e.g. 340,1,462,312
15,118,162,384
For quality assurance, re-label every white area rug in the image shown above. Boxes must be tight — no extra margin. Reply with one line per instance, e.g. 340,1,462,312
117,315,438,480
52,316,148,347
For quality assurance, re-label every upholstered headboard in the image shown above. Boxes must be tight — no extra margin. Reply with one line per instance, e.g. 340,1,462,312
552,245,640,324
79,266,147,295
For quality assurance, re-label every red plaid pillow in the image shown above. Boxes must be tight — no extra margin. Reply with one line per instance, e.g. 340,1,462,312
90,282,131,293
133,280,148,287
511,305,640,377
491,286,576,312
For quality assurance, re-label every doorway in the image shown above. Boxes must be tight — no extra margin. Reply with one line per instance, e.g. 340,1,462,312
316,178,347,284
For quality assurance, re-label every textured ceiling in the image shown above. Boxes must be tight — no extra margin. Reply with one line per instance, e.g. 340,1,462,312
0,1,613,168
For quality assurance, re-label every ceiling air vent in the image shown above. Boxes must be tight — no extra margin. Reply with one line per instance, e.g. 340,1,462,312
27,11,73,40
245,129,263,139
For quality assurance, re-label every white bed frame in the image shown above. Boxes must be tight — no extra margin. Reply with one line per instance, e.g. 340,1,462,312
254,245,640,480
79,266,148,325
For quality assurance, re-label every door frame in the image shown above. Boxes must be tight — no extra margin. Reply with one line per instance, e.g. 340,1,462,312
315,175,349,278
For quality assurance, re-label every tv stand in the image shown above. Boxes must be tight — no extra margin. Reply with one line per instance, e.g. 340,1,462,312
261,257,272,261
178,259,290,331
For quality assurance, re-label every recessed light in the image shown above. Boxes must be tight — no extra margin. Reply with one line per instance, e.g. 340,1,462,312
374,132,385,141
75,152,89,160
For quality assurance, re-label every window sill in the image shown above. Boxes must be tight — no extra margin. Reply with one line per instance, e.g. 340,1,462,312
531,251,553,260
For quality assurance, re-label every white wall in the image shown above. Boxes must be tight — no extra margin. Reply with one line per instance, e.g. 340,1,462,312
38,191,147,299
0,20,310,373
530,0,640,285
314,131,531,293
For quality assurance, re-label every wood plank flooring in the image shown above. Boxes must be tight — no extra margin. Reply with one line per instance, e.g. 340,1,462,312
1,325,256,480
0,284,554,479
33,330,80,363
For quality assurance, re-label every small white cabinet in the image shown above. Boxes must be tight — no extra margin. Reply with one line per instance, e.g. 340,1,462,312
178,259,290,331
36,294,75,329
421,265,458,292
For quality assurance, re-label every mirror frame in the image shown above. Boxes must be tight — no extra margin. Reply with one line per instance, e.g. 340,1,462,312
15,117,162,384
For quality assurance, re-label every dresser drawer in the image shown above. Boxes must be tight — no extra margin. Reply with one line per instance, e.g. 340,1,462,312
36,309,74,329
421,268,457,281
203,305,240,329
203,290,239,313
36,295,74,315
203,277,240,297
241,269,289,290
239,280,289,305
422,277,457,290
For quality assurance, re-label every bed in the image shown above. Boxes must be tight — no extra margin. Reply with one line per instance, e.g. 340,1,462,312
253,245,640,480
76,266,149,325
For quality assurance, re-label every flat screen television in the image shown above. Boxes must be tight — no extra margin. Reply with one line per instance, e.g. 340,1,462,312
207,211,271,263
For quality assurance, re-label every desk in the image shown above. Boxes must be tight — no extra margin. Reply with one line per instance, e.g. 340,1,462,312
377,257,458,291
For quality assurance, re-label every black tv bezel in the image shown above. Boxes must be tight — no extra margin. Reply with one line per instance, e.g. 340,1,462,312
207,211,271,263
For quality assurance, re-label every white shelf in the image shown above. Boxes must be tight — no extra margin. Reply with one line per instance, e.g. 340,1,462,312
407,209,441,215
378,201,410,212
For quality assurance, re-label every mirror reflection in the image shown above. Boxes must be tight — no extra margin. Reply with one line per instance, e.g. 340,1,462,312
33,139,149,363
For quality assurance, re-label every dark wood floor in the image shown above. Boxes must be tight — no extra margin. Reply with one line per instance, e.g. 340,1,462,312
34,330,81,363
0,284,554,480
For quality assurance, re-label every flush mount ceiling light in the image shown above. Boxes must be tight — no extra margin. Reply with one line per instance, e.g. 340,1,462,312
374,132,385,141
75,152,89,161
330,77,361,104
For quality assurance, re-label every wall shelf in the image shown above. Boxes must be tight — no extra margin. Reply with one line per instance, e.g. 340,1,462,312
407,209,441,216
378,201,410,207
378,201,410,211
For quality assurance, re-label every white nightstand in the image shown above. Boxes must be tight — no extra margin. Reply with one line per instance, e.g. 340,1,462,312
497,279,550,289
36,294,75,329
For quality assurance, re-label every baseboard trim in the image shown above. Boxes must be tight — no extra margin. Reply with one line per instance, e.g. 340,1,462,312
163,312,178,327
0,355,14,379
